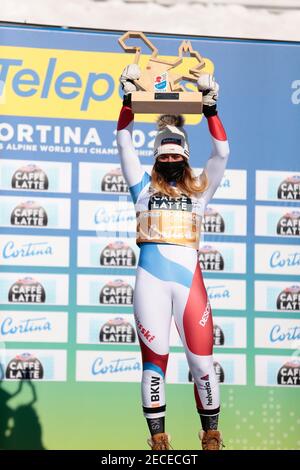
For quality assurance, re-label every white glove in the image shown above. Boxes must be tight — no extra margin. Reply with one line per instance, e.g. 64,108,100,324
120,64,141,95
197,73,219,107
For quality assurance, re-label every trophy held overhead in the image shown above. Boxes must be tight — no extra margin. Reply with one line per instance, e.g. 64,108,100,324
118,31,207,114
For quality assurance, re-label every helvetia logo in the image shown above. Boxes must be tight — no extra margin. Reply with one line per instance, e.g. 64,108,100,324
10,201,48,227
100,241,136,267
277,360,300,386
11,164,49,190
277,175,300,200
276,285,300,311
99,279,133,305
101,167,128,193
198,245,224,271
213,361,225,383
276,211,300,236
200,374,213,406
213,325,225,346
6,353,44,380
202,207,225,233
189,366,225,384
99,317,136,343
8,277,46,303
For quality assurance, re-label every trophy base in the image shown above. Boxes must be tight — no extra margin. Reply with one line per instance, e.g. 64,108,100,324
131,91,203,114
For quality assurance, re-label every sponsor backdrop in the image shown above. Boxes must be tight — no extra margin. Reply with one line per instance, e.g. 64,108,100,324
0,23,299,450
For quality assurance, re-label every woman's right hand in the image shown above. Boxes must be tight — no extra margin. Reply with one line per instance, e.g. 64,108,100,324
120,64,141,95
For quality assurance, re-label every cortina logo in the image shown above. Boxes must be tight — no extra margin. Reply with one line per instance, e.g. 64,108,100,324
207,285,230,300
269,250,300,269
2,241,53,259
1,316,51,337
94,207,136,226
270,324,300,343
92,356,141,375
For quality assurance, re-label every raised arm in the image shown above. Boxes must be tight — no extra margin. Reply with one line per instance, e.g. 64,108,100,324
202,111,229,203
117,65,150,203
117,102,144,188
197,74,230,204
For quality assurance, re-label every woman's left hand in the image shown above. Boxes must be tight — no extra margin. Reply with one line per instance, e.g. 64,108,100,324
197,74,219,107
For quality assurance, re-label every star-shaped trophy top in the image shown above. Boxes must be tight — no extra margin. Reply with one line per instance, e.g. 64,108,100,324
118,31,206,92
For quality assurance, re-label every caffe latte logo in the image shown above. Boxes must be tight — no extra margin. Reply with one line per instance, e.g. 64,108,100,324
276,285,300,311
6,353,44,380
277,175,300,200
100,241,136,267
277,360,300,386
213,325,225,346
213,361,225,383
101,167,128,193
148,193,192,211
8,277,46,303
99,317,136,343
276,211,300,236
99,279,133,305
11,164,49,190
10,201,48,227
189,361,225,384
202,207,225,233
198,245,224,271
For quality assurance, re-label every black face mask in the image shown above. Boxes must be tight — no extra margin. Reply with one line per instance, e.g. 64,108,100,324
155,160,186,182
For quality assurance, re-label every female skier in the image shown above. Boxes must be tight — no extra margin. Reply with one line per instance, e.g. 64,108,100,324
117,64,229,451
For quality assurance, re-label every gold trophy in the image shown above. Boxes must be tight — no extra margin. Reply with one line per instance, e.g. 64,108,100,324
118,31,206,114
